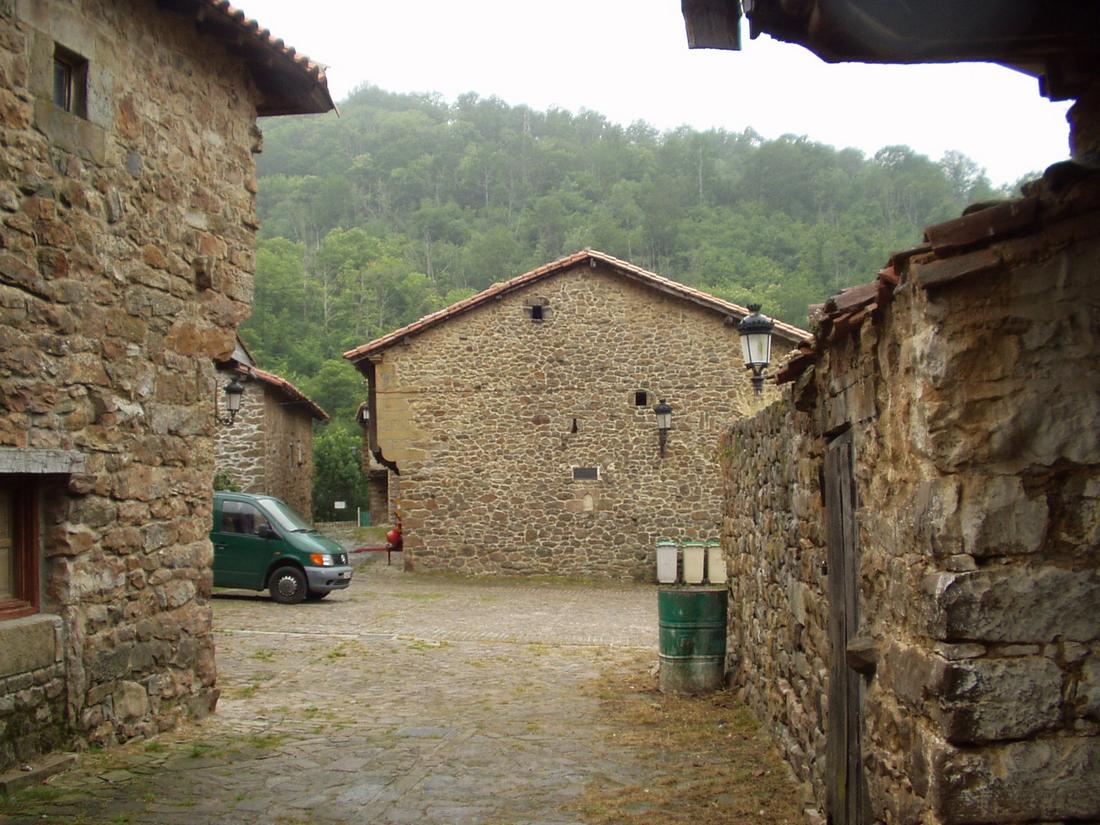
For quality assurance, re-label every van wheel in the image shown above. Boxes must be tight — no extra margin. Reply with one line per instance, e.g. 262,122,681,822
269,566,307,604
306,590,328,601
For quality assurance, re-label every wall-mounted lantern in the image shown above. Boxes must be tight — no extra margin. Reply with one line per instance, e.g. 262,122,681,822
356,401,371,428
217,377,245,426
737,304,775,396
653,398,673,457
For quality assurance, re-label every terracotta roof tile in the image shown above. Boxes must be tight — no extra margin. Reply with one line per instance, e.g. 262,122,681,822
237,364,329,421
180,1,335,115
924,198,1039,253
344,249,811,365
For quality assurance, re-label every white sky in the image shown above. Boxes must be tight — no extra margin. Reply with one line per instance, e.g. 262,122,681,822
240,0,1073,187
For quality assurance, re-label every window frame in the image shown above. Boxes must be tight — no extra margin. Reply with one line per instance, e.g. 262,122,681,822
0,477,40,620
52,43,88,118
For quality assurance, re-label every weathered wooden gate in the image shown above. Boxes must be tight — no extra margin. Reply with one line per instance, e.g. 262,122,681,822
823,429,870,825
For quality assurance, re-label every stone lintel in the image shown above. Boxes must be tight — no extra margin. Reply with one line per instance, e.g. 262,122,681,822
0,447,86,475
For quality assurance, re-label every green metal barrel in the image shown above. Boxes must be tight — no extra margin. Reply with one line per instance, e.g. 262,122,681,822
658,587,728,694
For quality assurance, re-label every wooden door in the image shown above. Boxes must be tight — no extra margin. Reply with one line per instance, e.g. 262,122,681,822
824,430,870,825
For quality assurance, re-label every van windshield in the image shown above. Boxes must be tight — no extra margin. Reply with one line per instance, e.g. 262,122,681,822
260,498,314,533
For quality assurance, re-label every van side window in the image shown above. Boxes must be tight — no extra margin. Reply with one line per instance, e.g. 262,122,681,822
220,501,270,536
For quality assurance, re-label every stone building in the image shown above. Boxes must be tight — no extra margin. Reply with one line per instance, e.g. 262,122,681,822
344,249,809,580
0,0,332,771
215,338,328,518
722,167,1100,825
695,4,1100,822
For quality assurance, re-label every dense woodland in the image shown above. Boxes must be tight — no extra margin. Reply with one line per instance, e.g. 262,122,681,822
241,85,1027,516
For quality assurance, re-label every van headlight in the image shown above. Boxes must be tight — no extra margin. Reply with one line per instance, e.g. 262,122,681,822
309,553,334,567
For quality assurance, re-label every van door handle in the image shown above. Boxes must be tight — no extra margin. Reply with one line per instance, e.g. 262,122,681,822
214,544,227,551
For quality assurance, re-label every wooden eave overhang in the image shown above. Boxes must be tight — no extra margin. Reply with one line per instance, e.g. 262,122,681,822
157,0,335,115
343,248,811,372
682,0,1100,101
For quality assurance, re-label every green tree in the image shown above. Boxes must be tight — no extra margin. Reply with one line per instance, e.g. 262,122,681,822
312,426,370,522
248,84,1002,425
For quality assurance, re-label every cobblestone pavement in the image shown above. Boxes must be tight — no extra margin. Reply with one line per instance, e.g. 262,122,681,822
2,558,809,822
2,556,670,824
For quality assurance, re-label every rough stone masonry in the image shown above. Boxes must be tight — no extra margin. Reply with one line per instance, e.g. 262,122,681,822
720,159,1100,823
0,0,330,771
348,251,809,581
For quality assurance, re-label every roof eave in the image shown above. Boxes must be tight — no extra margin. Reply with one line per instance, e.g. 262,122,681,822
694,0,1100,101
235,365,330,421
159,0,336,116
343,250,810,365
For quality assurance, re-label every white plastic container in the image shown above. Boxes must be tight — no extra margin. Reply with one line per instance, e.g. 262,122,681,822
682,541,705,584
656,540,679,584
706,540,727,584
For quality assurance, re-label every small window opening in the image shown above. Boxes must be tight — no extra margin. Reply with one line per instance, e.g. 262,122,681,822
572,466,599,481
530,304,544,322
571,418,578,434
52,44,88,118
634,391,648,407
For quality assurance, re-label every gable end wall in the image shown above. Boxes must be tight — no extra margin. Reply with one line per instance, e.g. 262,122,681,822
373,263,789,579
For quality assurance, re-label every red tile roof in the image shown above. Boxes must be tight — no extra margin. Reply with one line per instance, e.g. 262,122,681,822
235,364,329,421
180,1,335,115
344,249,811,365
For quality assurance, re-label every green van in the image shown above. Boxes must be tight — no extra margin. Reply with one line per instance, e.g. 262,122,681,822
211,491,354,603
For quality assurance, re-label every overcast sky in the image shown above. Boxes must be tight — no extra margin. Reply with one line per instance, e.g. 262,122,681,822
240,0,1073,187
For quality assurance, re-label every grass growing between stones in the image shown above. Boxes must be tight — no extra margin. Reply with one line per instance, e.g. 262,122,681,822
406,639,451,651
0,785,69,813
389,590,446,601
575,657,804,825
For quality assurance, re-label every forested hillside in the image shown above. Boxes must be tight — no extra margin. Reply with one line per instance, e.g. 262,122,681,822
244,84,1014,508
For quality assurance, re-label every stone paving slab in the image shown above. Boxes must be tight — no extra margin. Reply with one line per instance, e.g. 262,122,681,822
1,557,807,824
0,556,663,824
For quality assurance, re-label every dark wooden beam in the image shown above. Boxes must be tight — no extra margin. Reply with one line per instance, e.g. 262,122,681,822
682,0,741,50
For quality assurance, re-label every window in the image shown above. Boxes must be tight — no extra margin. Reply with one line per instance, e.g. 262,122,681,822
572,466,600,481
220,500,271,536
526,299,548,322
52,44,88,118
634,390,649,407
0,478,39,620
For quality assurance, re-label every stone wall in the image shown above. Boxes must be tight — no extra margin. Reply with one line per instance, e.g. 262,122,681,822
720,398,827,797
259,390,313,518
373,262,789,580
214,373,315,518
720,174,1100,822
214,369,265,493
0,0,262,769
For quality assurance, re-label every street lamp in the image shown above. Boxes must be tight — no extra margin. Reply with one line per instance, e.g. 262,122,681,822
653,399,673,457
737,304,775,396
217,377,245,426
